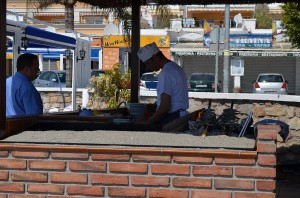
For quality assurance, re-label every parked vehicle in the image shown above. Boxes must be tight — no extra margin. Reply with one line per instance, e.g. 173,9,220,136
252,73,288,94
188,73,220,92
34,70,66,87
91,69,105,77
140,72,158,90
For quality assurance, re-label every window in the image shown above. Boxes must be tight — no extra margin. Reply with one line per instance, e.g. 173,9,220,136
39,71,51,81
85,17,104,24
58,72,66,83
258,75,283,83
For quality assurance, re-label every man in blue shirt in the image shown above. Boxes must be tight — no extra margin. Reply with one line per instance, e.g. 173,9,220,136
6,53,43,116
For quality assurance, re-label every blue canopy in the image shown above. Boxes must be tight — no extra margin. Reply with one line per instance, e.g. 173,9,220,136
24,26,76,49
91,48,101,61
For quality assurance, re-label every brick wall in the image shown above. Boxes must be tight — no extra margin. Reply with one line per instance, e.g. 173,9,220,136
0,125,279,197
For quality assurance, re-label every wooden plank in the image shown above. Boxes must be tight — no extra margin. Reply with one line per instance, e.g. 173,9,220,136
2,116,39,139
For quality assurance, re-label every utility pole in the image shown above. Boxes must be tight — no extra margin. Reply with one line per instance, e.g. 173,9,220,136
223,4,230,93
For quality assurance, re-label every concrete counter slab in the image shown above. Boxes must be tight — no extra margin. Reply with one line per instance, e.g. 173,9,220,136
1,130,256,150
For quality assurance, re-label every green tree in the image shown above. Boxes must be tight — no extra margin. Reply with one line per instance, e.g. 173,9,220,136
26,0,130,87
27,0,76,87
254,4,272,29
89,63,131,108
155,5,171,29
281,3,300,48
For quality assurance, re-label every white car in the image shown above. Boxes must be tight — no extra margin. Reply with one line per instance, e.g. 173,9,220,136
34,70,66,88
253,73,288,94
140,72,158,90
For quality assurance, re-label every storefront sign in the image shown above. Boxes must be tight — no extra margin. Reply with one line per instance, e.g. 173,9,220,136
103,48,119,70
203,33,273,49
172,51,300,57
230,34,272,48
232,51,300,57
91,38,102,47
103,36,170,48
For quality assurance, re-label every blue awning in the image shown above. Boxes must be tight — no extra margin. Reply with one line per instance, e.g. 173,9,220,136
24,26,76,49
91,48,101,61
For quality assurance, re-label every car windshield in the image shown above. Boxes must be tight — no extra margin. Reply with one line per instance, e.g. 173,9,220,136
58,72,66,83
258,75,283,83
141,73,158,81
91,71,105,77
190,74,214,81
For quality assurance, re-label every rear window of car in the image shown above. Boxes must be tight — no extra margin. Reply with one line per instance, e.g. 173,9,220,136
141,73,158,81
190,74,214,81
258,75,283,83
91,70,105,77
58,73,66,83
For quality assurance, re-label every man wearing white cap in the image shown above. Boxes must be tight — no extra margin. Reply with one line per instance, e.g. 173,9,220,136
137,42,189,125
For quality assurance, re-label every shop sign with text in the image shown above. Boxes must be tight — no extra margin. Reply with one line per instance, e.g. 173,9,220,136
103,36,170,48
230,34,272,48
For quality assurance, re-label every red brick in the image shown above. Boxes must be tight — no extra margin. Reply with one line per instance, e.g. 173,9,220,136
132,155,171,162
257,142,276,153
0,159,26,169
0,195,6,198
9,195,45,198
215,157,255,165
110,163,147,174
51,152,88,160
28,183,64,194
257,131,277,140
67,185,104,196
132,176,170,187
214,179,254,190
29,160,66,171
0,183,24,193
173,177,211,188
47,196,68,198
91,174,128,185
91,153,130,161
173,156,212,164
149,189,188,198
193,165,232,176
0,171,9,181
0,151,9,157
151,164,189,175
69,161,106,172
257,155,276,166
51,173,87,184
11,172,47,182
256,180,276,191
257,124,281,132
108,187,146,197
235,167,276,178
234,192,275,198
191,190,231,198
12,151,49,158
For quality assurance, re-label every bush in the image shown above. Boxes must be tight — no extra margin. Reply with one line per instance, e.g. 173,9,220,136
89,63,131,108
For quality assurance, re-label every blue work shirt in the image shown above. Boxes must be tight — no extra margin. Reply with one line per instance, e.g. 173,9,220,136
6,72,43,116
6,77,16,116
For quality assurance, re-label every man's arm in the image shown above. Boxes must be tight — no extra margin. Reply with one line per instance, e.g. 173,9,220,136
145,93,171,124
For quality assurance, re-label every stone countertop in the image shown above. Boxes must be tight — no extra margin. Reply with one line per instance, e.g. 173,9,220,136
1,130,256,150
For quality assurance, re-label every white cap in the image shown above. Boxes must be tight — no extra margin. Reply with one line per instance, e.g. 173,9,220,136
137,42,160,62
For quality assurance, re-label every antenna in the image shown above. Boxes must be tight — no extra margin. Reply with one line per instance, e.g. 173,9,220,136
234,13,243,28
104,24,119,35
